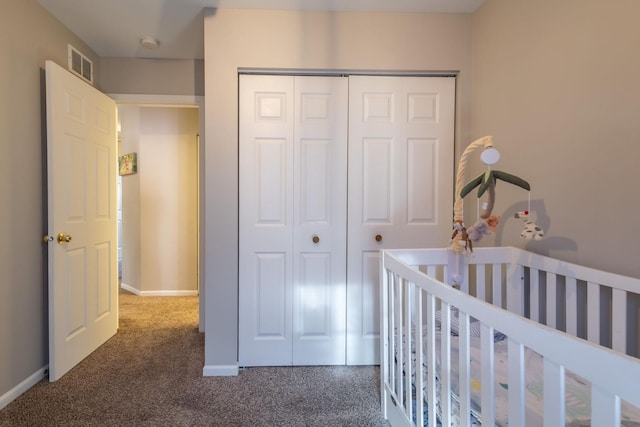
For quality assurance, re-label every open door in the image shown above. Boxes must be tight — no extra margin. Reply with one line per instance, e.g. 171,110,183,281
44,60,118,381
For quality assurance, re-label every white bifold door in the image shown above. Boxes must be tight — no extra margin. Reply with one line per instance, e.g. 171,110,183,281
346,76,455,364
239,75,349,366
239,74,454,366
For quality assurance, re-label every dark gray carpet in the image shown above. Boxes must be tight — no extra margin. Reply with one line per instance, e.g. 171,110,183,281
0,291,390,426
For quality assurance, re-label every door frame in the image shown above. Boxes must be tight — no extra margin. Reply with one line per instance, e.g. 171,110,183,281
109,93,205,332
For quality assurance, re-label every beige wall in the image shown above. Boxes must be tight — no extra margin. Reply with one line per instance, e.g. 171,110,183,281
469,0,640,277
0,0,100,401
118,106,142,292
203,8,473,369
119,106,199,295
101,58,204,96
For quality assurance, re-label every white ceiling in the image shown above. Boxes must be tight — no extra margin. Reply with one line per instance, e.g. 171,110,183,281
37,0,485,60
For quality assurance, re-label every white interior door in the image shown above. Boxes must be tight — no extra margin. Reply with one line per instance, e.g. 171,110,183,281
346,76,455,365
45,60,118,381
238,75,348,366
239,75,295,366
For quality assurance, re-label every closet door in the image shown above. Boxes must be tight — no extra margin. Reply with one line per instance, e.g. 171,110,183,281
239,75,295,366
347,76,455,365
292,76,348,365
239,75,348,366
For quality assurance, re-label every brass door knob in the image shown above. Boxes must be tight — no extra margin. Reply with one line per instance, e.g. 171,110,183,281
57,233,72,244
375,234,382,242
312,235,320,244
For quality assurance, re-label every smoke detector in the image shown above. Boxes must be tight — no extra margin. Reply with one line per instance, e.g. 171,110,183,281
140,37,159,50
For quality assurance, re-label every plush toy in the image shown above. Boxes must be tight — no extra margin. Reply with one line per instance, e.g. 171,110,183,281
467,214,501,243
485,215,501,232
514,210,544,240
467,220,491,242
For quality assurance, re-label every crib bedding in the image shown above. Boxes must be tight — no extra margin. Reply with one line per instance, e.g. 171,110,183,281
403,319,640,427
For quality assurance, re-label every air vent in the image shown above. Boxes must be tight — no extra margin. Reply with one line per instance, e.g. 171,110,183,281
67,44,93,85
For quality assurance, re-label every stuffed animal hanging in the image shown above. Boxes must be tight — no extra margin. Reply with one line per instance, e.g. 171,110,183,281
467,215,501,242
514,210,544,240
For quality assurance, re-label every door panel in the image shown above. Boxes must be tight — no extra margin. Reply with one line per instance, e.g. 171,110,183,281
46,60,118,381
298,253,331,334
257,139,288,223
363,138,392,222
408,139,437,223
255,253,287,337
347,76,455,365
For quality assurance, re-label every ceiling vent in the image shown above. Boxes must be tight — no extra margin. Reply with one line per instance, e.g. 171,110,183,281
67,44,93,85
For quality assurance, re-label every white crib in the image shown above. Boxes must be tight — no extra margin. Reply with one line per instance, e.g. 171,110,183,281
381,246,640,427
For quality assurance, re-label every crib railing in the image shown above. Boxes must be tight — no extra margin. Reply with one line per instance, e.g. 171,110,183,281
381,246,640,427
428,246,638,357
506,248,640,356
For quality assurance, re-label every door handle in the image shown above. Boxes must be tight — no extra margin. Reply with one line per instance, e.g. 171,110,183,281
375,234,382,242
57,233,72,244
312,235,320,244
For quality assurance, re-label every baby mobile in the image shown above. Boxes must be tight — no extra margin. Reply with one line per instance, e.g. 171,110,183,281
450,136,544,254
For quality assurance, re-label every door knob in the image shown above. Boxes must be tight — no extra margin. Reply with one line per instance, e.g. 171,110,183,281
375,234,382,242
312,235,320,244
57,233,72,244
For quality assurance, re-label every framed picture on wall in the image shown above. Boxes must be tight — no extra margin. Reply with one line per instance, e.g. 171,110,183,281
119,153,137,176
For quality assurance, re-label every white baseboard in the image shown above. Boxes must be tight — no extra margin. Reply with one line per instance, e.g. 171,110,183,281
0,366,48,411
203,364,239,376
120,282,198,297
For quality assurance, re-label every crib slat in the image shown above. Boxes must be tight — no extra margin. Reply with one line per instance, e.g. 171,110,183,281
506,263,524,316
426,264,437,278
591,386,621,426
426,294,437,427
491,266,502,307
403,280,412,423
384,270,392,393
587,281,601,345
508,339,525,427
380,265,390,418
612,288,627,354
388,273,396,392
441,302,452,427
461,263,470,295
394,277,403,404
530,268,540,322
492,263,502,308
546,272,558,329
566,277,578,337
480,323,496,426
414,289,424,427
459,311,471,427
476,264,485,301
543,358,565,426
